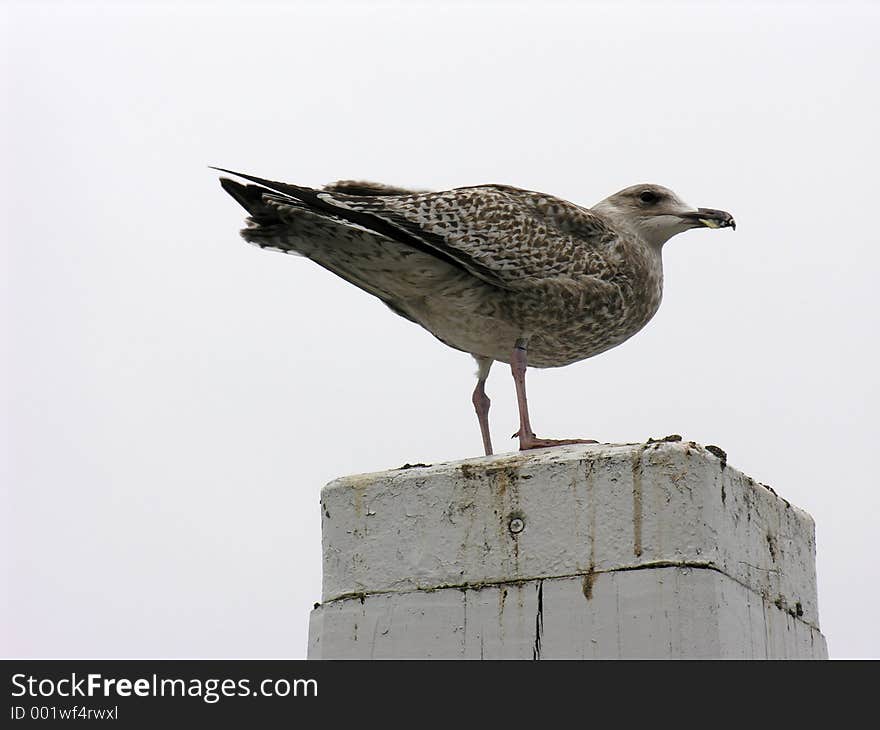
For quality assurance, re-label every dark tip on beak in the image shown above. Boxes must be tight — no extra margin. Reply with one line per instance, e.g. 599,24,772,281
684,207,736,230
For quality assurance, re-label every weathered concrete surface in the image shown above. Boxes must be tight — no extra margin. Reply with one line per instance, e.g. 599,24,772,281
309,441,827,659
310,569,826,659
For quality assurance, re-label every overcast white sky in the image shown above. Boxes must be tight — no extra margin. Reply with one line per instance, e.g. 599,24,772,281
3,1,878,659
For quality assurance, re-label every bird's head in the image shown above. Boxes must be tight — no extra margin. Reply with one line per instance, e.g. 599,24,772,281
591,184,735,248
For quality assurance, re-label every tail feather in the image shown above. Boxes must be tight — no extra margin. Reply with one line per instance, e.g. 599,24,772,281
218,178,259,212
213,167,470,276
213,168,473,335
218,177,287,227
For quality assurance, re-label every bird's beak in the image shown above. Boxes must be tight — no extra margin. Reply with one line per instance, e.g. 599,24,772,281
680,208,736,230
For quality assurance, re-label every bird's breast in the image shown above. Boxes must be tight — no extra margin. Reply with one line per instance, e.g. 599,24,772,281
400,241,664,369
520,252,664,368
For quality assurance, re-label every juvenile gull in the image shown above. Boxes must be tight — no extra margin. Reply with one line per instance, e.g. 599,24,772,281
216,169,734,455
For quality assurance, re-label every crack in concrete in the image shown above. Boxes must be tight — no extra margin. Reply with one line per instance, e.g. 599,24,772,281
532,579,544,660
322,559,822,632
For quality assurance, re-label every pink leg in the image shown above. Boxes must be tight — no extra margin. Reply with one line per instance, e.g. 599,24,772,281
472,356,494,456
510,339,598,451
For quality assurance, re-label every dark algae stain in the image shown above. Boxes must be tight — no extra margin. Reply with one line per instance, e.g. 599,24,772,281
766,533,778,561
705,445,727,468
582,564,597,600
647,434,682,443
631,448,645,557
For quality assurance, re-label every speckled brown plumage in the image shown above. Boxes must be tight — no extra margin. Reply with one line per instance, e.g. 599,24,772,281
216,168,734,454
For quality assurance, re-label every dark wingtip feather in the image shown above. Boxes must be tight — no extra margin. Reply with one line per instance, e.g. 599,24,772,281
210,166,313,200
218,176,267,215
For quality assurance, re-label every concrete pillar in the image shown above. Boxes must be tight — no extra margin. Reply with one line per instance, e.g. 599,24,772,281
307,441,827,659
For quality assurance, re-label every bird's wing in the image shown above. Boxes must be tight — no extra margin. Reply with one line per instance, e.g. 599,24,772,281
213,169,618,289
323,183,622,287
323,180,429,196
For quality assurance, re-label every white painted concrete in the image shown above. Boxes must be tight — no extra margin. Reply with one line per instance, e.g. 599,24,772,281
308,441,827,659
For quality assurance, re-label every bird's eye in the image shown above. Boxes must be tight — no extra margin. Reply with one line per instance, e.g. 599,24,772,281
639,191,658,204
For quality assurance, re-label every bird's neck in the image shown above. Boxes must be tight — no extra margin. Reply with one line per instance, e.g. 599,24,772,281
591,204,674,251
612,237,664,324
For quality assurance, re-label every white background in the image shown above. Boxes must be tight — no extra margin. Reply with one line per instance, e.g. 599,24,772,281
3,1,878,658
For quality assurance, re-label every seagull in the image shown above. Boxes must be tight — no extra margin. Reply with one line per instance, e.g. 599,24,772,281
215,168,734,456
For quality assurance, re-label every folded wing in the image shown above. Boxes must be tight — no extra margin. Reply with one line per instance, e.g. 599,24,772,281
213,168,619,290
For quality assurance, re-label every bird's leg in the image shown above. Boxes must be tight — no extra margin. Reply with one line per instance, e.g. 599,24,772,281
510,338,598,451
510,340,536,442
472,356,494,456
